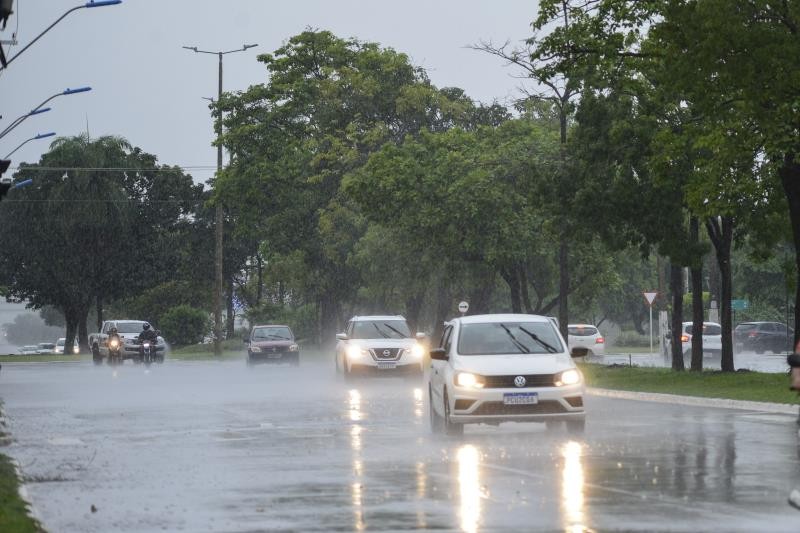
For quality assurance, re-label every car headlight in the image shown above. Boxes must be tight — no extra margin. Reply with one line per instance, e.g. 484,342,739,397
346,345,365,360
455,372,484,389
556,369,581,386
250,346,262,353
289,344,300,352
72,346,79,354
406,344,425,359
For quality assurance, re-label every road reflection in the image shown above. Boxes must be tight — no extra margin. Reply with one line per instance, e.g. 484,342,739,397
413,387,424,419
561,441,586,533
349,388,365,531
457,444,481,533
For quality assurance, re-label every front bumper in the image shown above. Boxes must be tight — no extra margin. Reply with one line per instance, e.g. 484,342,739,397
448,383,585,424
249,350,299,363
350,362,423,376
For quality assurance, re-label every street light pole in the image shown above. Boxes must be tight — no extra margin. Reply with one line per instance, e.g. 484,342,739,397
4,131,55,158
184,43,257,356
0,86,90,140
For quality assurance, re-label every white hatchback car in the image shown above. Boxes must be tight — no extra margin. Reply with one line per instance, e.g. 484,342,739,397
335,315,426,379
567,324,605,356
428,314,585,436
673,321,722,357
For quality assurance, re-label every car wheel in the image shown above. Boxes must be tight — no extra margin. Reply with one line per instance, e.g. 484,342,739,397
429,386,444,434
566,418,586,435
443,389,464,437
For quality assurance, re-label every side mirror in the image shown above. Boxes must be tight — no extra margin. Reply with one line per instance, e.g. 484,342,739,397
336,333,348,341
430,348,448,361
415,332,427,341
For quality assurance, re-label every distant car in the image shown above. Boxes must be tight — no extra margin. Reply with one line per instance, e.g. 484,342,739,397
427,314,585,436
666,322,722,358
246,325,300,366
53,338,79,355
35,342,56,354
89,320,166,364
335,315,425,379
19,345,39,355
734,322,793,354
567,324,604,356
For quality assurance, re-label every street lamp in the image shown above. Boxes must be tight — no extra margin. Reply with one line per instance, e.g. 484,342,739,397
0,86,90,140
183,43,258,356
0,1,121,70
4,131,55,158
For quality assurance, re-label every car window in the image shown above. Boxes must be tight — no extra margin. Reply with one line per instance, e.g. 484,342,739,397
735,323,756,332
760,323,775,332
252,326,293,341
457,321,564,355
776,324,788,333
350,320,411,339
442,326,453,352
568,326,598,336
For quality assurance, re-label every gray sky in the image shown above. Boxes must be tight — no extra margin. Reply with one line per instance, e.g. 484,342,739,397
2,0,538,184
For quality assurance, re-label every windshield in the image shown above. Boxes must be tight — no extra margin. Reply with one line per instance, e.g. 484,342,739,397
686,324,722,336
568,326,598,336
458,322,564,355
252,326,293,341
116,322,146,333
351,320,411,339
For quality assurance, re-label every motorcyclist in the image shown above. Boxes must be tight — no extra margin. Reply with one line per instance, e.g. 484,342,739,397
108,326,121,350
137,323,158,357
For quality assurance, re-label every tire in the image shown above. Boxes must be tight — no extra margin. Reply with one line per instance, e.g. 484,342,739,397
443,389,464,437
429,386,444,434
566,418,586,435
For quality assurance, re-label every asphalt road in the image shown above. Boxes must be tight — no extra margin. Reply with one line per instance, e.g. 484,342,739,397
1,359,800,532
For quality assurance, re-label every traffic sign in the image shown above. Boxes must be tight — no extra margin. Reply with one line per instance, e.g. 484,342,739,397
731,299,749,311
458,301,469,315
643,291,658,307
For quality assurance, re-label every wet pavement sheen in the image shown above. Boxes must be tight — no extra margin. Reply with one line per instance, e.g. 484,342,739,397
1,359,800,532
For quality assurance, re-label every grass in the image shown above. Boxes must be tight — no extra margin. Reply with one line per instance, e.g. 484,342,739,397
579,363,800,405
0,354,84,364
605,346,656,354
0,407,41,533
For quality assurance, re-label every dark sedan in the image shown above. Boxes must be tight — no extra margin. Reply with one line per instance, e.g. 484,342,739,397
734,321,793,354
245,325,300,366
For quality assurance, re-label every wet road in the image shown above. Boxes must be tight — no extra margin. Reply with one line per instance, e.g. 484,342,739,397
2,359,800,532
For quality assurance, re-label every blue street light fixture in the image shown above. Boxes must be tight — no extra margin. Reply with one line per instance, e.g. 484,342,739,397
0,86,90,140
0,1,122,70
12,178,32,189
4,131,56,158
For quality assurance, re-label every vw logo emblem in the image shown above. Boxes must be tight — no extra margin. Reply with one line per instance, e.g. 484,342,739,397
514,376,527,388
382,350,391,357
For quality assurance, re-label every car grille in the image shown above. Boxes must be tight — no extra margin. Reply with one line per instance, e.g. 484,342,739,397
482,374,558,388
369,348,402,361
471,401,567,416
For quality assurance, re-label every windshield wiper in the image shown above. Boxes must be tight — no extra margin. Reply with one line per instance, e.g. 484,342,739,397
498,323,530,353
381,323,408,338
518,326,558,353
372,323,390,338
267,334,289,340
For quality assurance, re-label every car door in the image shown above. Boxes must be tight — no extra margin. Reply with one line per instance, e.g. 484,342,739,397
430,324,453,408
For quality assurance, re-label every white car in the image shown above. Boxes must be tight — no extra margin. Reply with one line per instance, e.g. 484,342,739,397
427,314,585,436
567,324,605,356
667,321,722,357
335,315,426,379
54,338,79,355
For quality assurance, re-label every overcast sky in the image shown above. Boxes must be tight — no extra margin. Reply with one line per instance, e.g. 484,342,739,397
2,0,538,184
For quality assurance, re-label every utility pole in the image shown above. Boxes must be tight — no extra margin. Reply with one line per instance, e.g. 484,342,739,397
183,43,257,356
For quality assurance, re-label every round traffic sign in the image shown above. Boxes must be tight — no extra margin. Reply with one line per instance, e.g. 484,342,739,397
458,301,469,314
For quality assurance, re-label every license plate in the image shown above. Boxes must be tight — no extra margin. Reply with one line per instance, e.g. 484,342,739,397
377,362,396,370
267,353,283,359
503,392,538,405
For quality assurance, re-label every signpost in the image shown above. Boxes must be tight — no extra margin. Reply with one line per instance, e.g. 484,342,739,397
643,291,658,355
458,301,469,316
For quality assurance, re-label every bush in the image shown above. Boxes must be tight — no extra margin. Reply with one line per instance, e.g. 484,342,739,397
614,330,651,348
159,305,210,347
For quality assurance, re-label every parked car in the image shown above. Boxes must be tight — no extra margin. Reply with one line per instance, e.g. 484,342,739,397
427,314,585,436
35,342,56,354
18,345,39,355
734,322,793,354
53,337,79,355
335,315,425,379
567,324,604,356
245,325,300,365
665,321,722,358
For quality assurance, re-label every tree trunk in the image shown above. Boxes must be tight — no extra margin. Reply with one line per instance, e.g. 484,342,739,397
433,277,451,341
404,290,425,334
690,217,704,372
779,154,800,347
500,266,522,313
256,254,264,305
558,236,569,340
226,278,235,339
670,262,685,371
519,263,534,314
707,216,735,372
64,310,78,355
468,267,495,315
96,295,103,332
319,293,341,349
78,311,90,354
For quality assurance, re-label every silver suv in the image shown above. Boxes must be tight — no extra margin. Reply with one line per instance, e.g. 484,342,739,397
335,315,425,379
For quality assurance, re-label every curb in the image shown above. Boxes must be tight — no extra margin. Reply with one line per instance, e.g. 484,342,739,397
587,387,800,414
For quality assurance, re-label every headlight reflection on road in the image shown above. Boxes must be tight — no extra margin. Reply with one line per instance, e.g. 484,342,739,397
413,387,423,419
349,388,365,530
349,389,362,422
416,461,427,528
457,444,481,533
561,440,586,533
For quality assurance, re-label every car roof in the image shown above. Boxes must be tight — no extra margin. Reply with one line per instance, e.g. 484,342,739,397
252,324,291,329
568,323,598,328
350,315,406,322
682,321,721,326
455,313,553,325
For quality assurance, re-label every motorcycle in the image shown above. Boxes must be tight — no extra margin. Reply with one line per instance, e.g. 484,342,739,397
139,338,154,366
107,334,123,366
